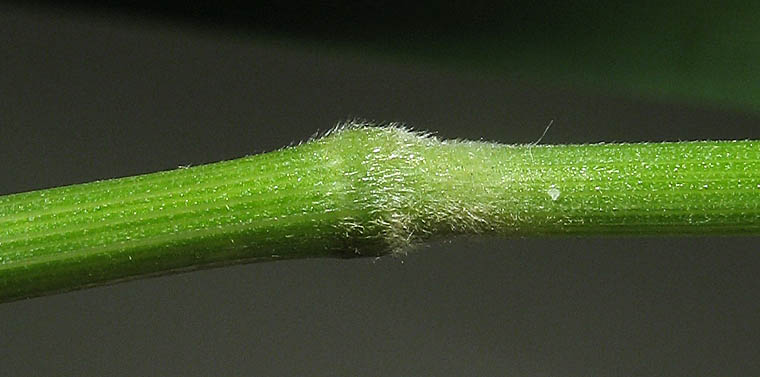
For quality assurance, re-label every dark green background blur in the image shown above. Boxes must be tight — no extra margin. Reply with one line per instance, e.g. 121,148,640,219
1,2,760,375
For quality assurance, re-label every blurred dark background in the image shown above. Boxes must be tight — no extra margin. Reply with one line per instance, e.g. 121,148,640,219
1,2,760,375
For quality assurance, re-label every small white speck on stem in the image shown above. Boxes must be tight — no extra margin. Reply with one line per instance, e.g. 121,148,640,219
547,187,561,201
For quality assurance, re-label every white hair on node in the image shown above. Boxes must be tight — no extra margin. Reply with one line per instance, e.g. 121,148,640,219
320,120,502,256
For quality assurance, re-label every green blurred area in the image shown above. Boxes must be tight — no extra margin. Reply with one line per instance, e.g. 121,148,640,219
24,1,760,112
317,1,760,113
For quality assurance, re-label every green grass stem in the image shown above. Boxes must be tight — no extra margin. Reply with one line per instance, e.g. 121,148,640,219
2,122,759,302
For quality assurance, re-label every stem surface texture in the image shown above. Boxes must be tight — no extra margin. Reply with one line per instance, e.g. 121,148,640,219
2,123,759,301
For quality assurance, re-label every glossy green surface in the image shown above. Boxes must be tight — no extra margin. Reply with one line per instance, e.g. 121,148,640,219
2,125,759,302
